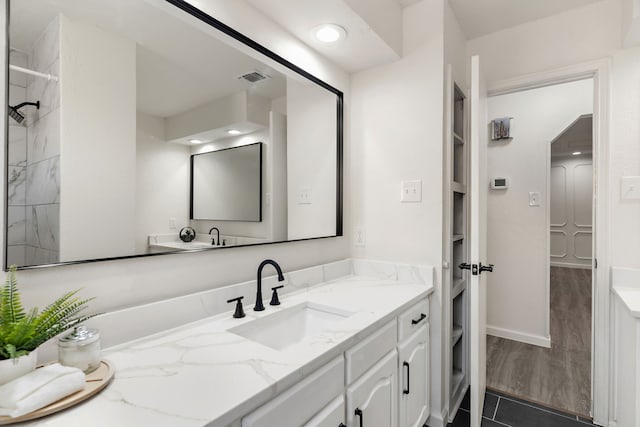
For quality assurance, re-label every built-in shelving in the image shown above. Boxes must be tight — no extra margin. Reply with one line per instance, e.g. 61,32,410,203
448,82,469,419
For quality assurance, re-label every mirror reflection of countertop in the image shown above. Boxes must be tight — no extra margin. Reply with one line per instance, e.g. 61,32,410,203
23,266,433,426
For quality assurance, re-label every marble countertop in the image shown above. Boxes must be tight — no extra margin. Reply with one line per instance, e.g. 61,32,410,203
28,274,432,426
613,286,640,318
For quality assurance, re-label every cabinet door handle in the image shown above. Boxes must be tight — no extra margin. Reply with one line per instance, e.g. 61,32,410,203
411,313,427,325
355,408,363,427
403,361,410,394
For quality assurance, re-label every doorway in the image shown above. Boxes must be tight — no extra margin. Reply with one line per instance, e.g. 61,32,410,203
484,78,595,418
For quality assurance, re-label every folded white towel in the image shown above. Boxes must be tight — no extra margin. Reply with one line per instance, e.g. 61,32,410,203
0,363,85,418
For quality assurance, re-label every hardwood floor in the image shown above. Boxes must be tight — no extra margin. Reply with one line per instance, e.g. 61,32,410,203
486,267,592,418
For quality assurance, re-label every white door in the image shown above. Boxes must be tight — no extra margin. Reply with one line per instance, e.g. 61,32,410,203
469,55,490,427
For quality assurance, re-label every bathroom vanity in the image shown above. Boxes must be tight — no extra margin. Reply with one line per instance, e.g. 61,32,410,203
22,259,433,427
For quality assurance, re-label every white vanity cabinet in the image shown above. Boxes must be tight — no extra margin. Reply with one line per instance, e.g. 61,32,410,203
242,298,430,427
241,357,344,427
398,326,430,427
346,350,398,427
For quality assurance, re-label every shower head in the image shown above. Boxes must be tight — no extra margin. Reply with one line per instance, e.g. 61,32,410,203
8,106,24,124
8,100,39,125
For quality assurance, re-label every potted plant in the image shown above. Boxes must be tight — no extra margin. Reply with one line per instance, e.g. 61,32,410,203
0,266,98,384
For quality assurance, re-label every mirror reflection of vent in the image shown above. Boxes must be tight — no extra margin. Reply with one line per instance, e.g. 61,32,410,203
238,71,269,83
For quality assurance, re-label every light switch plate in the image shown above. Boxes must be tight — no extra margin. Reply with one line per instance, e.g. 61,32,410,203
529,192,540,207
354,226,366,246
401,180,422,202
621,176,640,200
297,187,312,204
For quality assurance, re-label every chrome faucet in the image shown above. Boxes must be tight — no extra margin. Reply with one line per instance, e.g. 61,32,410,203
209,227,220,245
255,259,284,311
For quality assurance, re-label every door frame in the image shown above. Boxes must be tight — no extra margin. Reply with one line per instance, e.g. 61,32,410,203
487,58,611,424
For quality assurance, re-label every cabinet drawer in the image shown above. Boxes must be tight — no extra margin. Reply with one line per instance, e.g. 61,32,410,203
304,395,345,427
398,299,429,341
242,356,344,427
345,320,397,384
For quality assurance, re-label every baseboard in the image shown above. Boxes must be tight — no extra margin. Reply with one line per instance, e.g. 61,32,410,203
487,325,551,348
550,261,592,270
426,407,448,427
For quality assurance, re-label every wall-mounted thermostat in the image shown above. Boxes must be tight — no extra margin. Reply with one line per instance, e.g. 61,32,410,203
491,177,509,190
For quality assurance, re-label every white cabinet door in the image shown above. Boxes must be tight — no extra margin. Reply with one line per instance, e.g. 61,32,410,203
304,395,345,427
346,350,397,427
398,326,429,427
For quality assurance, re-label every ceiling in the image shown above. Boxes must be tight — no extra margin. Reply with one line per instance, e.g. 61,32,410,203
246,0,605,72
10,0,286,118
449,0,604,39
551,114,593,158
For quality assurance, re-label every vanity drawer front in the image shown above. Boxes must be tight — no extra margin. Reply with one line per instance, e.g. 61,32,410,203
242,356,344,427
345,320,397,384
398,299,429,341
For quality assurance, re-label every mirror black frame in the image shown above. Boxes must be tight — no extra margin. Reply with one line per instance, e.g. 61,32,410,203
3,0,344,270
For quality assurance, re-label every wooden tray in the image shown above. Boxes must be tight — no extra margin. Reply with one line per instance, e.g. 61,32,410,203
0,360,114,425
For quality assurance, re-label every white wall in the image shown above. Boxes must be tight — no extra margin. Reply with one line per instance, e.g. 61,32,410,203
135,113,191,253
191,129,273,240
611,47,640,269
550,155,593,268
59,15,137,261
286,78,337,239
467,0,621,83
0,0,349,326
350,0,446,422
486,79,593,344
270,111,288,241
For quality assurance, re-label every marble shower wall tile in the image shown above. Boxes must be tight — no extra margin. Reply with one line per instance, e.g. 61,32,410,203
7,166,26,205
27,204,59,251
25,246,59,266
26,157,59,205
8,125,27,167
29,15,59,78
7,206,26,245
26,59,60,122
6,246,26,267
27,109,60,164
9,51,27,88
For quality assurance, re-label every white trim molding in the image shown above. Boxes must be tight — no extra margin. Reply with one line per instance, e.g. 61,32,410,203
488,57,611,426
487,325,551,348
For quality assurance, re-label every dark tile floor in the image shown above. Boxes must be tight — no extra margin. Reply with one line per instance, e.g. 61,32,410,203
445,388,598,427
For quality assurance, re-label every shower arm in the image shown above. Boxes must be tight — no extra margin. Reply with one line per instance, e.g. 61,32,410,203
9,64,58,82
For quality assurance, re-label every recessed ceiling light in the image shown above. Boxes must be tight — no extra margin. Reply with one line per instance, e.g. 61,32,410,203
227,129,241,135
313,24,347,43
572,151,582,155
189,139,205,144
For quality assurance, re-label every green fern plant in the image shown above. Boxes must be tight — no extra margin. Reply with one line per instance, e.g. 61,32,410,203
0,266,98,360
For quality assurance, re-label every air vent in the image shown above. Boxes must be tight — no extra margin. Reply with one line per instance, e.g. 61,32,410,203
238,71,269,83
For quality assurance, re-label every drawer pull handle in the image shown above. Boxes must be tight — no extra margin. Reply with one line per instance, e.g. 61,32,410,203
411,313,427,325
355,408,363,427
403,361,410,394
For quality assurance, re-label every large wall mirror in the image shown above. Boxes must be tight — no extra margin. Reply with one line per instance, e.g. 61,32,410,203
5,0,343,269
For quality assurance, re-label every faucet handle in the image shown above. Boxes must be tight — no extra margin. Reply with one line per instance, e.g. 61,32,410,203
270,285,284,306
227,296,246,318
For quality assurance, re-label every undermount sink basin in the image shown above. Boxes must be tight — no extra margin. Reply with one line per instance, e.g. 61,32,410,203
229,302,354,351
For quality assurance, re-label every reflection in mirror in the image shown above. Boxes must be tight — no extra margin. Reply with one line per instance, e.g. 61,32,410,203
191,143,263,222
6,0,342,268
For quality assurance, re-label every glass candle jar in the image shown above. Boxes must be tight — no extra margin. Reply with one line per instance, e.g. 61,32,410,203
58,325,101,374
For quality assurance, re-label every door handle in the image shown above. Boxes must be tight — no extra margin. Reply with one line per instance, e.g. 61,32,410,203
458,263,471,270
403,361,410,394
479,263,494,274
411,313,427,325
355,408,363,427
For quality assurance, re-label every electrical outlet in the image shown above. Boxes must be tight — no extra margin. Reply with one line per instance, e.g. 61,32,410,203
169,218,177,229
401,180,422,202
266,192,271,206
354,226,366,246
622,176,640,199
